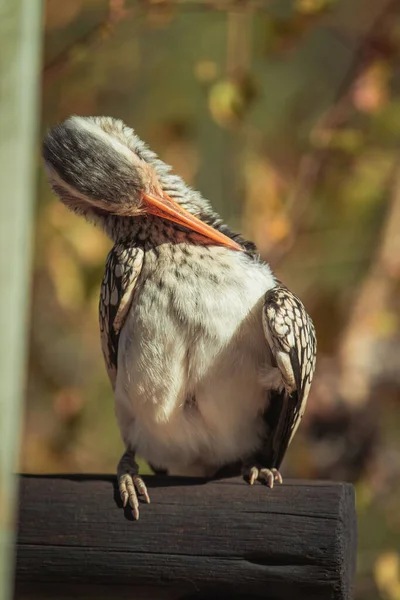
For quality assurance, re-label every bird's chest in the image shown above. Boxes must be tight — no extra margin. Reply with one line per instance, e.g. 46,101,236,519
115,244,275,470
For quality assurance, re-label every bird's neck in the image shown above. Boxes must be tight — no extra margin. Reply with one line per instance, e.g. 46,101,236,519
102,213,204,248
100,211,256,256
101,213,139,242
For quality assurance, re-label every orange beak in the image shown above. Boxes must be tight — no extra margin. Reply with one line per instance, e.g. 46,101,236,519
141,191,243,252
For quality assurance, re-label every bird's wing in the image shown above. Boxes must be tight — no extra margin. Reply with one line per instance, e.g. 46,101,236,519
99,244,144,389
261,285,317,469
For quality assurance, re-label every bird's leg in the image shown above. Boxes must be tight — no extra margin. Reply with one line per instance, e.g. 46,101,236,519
117,449,150,519
242,462,283,488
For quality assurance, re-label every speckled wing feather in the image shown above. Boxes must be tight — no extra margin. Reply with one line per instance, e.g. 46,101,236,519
99,244,144,389
262,285,316,469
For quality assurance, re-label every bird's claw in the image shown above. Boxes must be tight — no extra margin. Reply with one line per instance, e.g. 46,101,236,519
244,465,283,488
117,450,151,520
118,473,150,519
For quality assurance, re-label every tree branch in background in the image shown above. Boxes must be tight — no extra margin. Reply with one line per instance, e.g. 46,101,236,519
138,0,274,12
43,0,131,86
269,0,400,267
304,161,400,485
286,0,400,485
338,160,400,402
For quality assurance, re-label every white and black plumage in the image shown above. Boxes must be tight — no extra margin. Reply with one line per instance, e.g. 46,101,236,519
43,116,317,519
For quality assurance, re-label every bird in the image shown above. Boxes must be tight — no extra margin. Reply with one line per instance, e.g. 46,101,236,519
43,115,317,520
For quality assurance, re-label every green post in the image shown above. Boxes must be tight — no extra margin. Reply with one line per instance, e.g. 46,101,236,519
0,2,42,599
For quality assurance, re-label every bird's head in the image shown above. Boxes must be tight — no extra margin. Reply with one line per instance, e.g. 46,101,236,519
43,116,242,251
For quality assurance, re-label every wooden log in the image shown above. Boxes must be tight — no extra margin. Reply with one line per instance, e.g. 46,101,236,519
14,475,357,600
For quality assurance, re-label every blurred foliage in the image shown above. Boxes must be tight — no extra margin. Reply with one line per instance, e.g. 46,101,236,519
24,0,400,598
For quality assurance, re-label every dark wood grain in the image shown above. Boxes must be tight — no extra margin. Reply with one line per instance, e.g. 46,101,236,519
14,475,357,600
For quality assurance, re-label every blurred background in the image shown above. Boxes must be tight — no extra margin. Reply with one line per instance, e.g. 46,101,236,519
23,0,400,597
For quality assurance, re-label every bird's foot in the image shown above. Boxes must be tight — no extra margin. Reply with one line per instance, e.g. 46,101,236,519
117,450,150,520
243,464,283,488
